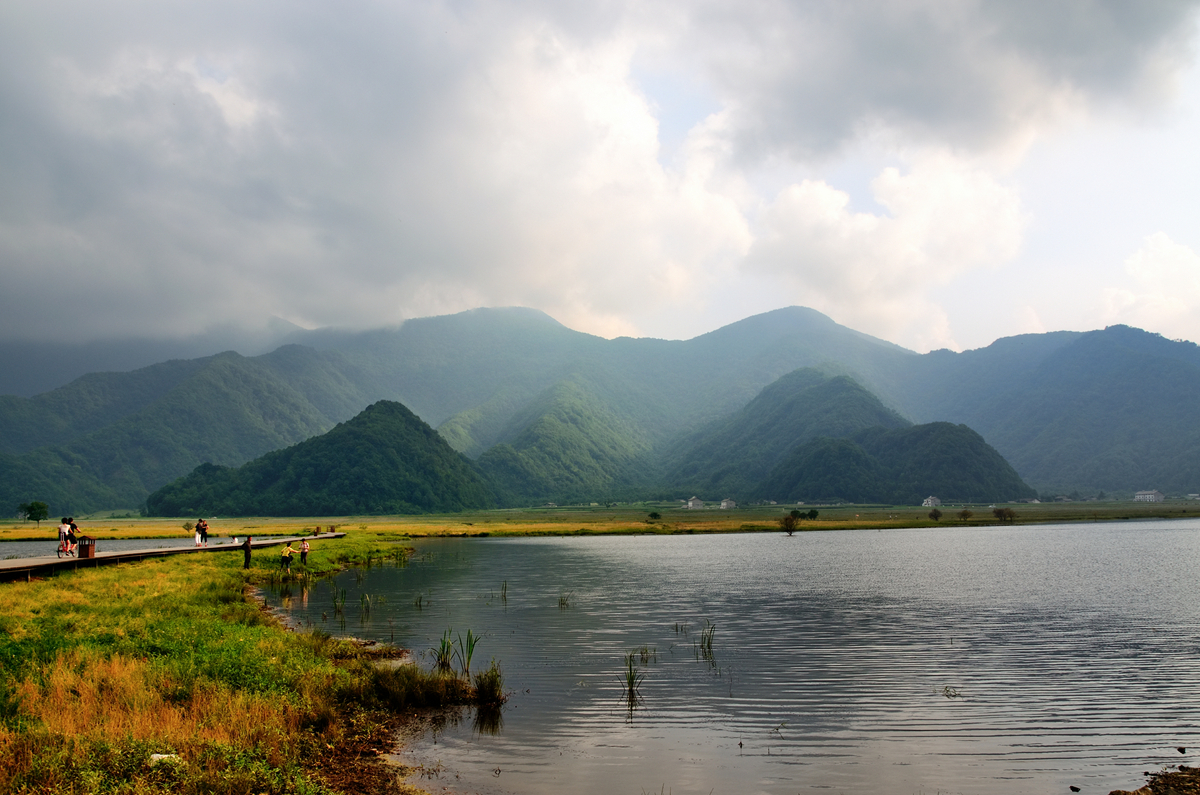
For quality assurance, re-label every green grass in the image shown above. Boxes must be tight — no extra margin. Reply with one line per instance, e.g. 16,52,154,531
0,533,498,794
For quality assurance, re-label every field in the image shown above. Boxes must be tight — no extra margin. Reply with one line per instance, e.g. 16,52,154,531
0,531,506,795
3,499,1197,543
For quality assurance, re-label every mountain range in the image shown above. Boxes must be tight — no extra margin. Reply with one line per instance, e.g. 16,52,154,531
1,306,1195,514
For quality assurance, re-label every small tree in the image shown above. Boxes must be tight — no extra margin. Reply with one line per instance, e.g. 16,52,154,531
958,509,973,522
807,509,819,520
647,512,661,521
779,514,799,536
992,507,1016,523
928,508,943,521
18,501,50,527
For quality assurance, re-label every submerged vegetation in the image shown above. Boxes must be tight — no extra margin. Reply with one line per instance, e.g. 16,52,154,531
0,533,504,794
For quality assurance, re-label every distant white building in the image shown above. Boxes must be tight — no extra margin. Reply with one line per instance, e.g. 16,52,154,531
720,498,737,510
1134,490,1165,502
686,496,704,509
922,496,942,508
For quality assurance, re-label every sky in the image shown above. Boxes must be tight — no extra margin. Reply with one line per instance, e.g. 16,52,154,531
2,1,1199,354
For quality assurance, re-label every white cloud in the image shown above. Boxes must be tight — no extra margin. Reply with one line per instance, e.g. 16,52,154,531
0,0,1196,349
1103,232,1200,337
744,153,1025,350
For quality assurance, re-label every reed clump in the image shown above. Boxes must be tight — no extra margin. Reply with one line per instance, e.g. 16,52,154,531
620,652,645,715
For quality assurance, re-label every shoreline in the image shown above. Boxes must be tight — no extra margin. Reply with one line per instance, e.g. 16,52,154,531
2,501,1197,544
4,525,1197,795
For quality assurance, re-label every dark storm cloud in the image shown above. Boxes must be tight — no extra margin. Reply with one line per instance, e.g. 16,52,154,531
0,0,1196,345
663,0,1199,158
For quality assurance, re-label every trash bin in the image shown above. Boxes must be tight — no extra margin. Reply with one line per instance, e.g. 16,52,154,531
78,536,97,559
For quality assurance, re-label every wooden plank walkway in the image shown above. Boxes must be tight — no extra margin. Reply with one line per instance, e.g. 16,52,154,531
0,532,346,583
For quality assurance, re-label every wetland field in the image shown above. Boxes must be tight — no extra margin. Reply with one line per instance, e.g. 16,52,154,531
3,504,1200,794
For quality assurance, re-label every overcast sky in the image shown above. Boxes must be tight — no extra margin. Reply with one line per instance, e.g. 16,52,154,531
3,1,1199,353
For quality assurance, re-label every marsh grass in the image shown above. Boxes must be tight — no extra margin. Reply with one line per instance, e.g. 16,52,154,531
472,659,505,707
454,630,479,678
558,590,573,610
696,619,716,665
619,652,645,716
431,630,456,676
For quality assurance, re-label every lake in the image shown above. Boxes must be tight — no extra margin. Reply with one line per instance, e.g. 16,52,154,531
263,521,1200,794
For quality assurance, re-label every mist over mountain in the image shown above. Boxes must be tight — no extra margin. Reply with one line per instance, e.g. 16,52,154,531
0,317,312,398
2,306,1195,514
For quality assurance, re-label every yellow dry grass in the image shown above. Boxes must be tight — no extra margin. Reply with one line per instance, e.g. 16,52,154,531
13,649,301,750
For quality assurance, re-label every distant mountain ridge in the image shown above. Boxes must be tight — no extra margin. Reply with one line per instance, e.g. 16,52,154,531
1,306,1195,513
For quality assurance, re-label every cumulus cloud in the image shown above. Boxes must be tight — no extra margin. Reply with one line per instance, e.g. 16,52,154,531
0,0,1196,348
744,153,1025,350
1103,233,1200,337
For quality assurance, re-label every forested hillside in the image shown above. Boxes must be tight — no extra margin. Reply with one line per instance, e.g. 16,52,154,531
145,401,494,516
755,423,1034,504
661,369,911,498
886,325,1200,494
474,374,659,506
3,307,1196,514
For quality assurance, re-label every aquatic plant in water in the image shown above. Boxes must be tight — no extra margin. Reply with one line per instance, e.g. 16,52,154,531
431,629,455,676
620,652,645,717
455,629,480,678
473,658,506,706
696,619,716,665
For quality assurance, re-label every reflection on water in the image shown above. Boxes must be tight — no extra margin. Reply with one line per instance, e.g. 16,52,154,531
263,521,1200,795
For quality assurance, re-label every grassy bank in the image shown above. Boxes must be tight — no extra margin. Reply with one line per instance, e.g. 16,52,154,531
0,533,501,795
3,499,1198,544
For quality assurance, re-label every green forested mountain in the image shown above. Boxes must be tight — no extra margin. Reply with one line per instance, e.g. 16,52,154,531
756,423,1035,504
0,351,366,512
3,307,1198,514
0,450,122,516
474,374,659,506
145,401,494,516
886,325,1200,494
661,369,911,498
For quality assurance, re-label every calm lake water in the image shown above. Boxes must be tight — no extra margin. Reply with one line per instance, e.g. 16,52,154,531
264,521,1200,795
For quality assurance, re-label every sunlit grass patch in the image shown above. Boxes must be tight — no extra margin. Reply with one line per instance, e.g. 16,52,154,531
0,536,441,794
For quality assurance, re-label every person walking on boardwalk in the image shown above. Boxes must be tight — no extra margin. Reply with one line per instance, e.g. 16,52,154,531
197,518,209,547
300,539,310,566
66,518,78,556
281,543,298,572
242,536,252,570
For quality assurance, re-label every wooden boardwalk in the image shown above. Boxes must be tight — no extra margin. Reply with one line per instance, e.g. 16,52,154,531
0,532,346,583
